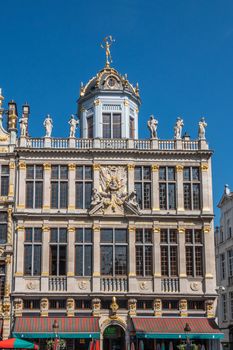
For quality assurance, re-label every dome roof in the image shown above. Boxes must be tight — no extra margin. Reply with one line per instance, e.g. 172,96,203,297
79,66,140,103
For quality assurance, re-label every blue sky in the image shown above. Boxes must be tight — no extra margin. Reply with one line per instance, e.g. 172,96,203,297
1,0,233,222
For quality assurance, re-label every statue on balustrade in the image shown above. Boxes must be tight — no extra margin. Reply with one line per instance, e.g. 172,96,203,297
19,115,27,137
68,114,79,138
198,117,207,140
43,115,53,137
147,114,158,139
174,117,184,140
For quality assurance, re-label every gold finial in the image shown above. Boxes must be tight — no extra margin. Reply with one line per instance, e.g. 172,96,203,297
101,36,115,67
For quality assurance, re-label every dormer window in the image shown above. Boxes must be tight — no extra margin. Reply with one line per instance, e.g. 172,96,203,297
103,113,121,139
87,116,93,138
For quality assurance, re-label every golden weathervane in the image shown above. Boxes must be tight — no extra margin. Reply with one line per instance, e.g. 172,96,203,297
101,35,115,67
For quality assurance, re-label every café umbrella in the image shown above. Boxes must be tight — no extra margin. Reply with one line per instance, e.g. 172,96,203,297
0,338,39,349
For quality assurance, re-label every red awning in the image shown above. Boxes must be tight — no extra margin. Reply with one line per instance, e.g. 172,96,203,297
132,317,224,340
13,317,100,339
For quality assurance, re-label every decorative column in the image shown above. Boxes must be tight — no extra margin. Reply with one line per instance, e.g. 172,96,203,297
43,163,51,210
176,165,184,212
7,207,12,245
17,161,26,210
151,165,159,212
92,298,101,317
128,299,137,316
92,224,100,292
68,164,76,211
127,164,135,194
153,224,161,292
179,299,188,317
67,226,75,277
178,226,187,292
15,226,24,276
93,164,100,190
201,162,212,213
128,224,136,291
8,160,15,200
153,298,162,317
123,99,129,138
40,298,49,317
205,300,214,318
66,298,75,317
14,298,23,317
41,225,50,291
2,255,12,339
94,99,101,138
203,223,216,293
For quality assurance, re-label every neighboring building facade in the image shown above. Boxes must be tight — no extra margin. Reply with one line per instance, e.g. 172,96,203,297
0,49,223,349
215,185,233,349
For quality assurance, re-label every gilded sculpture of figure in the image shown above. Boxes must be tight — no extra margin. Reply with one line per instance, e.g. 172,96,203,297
174,117,184,140
68,114,79,138
43,115,53,137
101,36,115,66
19,115,27,137
147,114,158,139
198,117,207,140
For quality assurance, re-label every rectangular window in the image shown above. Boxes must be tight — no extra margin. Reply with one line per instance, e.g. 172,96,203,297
0,264,5,301
50,228,67,275
102,112,122,139
100,228,127,276
0,212,7,244
75,166,93,209
220,253,225,280
136,228,153,276
228,250,233,277
230,292,233,320
87,116,94,138
24,228,42,276
75,228,92,276
160,229,178,276
222,294,227,321
51,165,68,209
159,167,176,210
0,165,9,196
134,166,151,209
26,165,43,208
185,229,203,277
183,167,201,210
129,117,135,139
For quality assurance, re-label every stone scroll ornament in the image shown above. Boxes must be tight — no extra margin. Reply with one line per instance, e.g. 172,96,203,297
89,165,140,215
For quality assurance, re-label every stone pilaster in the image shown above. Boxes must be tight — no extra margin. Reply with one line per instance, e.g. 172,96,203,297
43,163,51,210
93,164,100,191
17,161,26,209
201,162,212,213
92,298,101,316
151,165,159,211
92,224,100,292
41,225,50,290
176,165,184,212
153,298,162,317
67,226,75,277
128,224,136,291
8,160,15,199
66,298,75,317
203,223,216,293
94,99,101,138
127,164,135,194
178,226,187,292
153,225,161,292
15,226,24,276
123,99,129,138
40,298,49,317
68,164,76,211
128,298,137,316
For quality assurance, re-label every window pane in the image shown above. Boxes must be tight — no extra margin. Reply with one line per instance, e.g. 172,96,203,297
76,228,83,243
170,246,178,276
113,113,121,138
75,246,83,276
144,183,151,209
161,246,168,276
145,229,152,243
75,183,83,208
87,116,93,138
59,229,67,243
1,165,9,175
195,247,203,276
0,226,6,241
143,167,151,180
136,246,143,275
51,166,59,179
168,183,176,209
193,184,200,210
84,228,92,243
103,113,111,138
170,230,177,243
192,167,200,180
60,166,68,179
33,246,41,275
115,229,127,243
50,229,58,242
160,229,168,243
0,213,7,222
26,165,34,179
159,167,166,180
145,246,153,275
185,230,193,243
34,228,42,242
136,229,143,243
51,182,58,208
25,228,33,242
35,166,43,179
168,167,175,180
50,246,57,275
85,166,92,180
59,246,67,275
195,230,202,244
76,166,83,180
134,167,142,181
35,182,43,208
60,182,68,208
1,177,9,196
115,246,127,275
26,182,33,208
101,229,113,243
183,167,190,181
84,246,92,276
184,183,191,210
135,183,142,209
24,245,32,275
159,183,166,209
101,246,113,275
186,246,193,276
85,183,92,209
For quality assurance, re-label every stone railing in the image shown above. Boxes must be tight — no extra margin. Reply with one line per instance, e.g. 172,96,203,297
161,278,180,293
101,277,128,292
20,137,206,151
49,277,67,291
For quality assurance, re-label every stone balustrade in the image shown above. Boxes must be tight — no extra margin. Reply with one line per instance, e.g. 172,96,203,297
19,137,206,151
101,277,128,292
48,277,67,291
161,278,180,293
